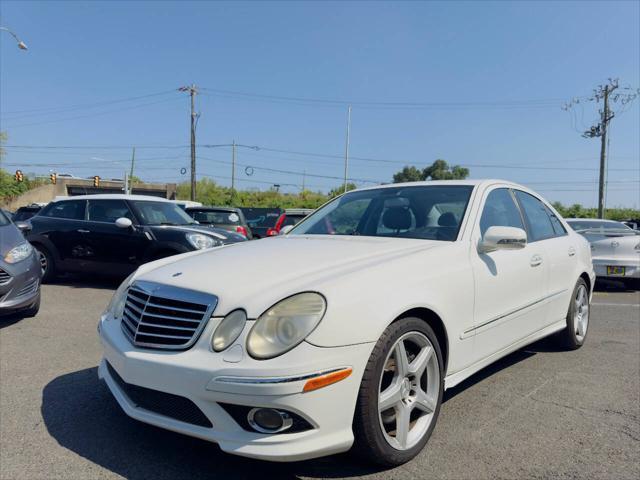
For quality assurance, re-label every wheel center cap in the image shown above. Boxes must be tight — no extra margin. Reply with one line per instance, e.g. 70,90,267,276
401,378,411,398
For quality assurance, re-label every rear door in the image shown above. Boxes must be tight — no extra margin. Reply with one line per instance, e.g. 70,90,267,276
514,190,578,326
469,187,547,362
84,199,150,275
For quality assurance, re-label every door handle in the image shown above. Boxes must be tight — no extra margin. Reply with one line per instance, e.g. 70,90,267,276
568,246,576,257
77,229,90,233
530,254,543,267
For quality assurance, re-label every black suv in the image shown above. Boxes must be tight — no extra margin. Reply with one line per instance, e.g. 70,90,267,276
26,195,245,282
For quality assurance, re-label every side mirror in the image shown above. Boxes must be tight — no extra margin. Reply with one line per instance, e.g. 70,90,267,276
15,221,32,234
115,217,133,229
279,225,294,235
479,226,527,253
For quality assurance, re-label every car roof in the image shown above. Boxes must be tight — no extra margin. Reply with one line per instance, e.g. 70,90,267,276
53,194,171,202
353,179,526,192
186,206,239,211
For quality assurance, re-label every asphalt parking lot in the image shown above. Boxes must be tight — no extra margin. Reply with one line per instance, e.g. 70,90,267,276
0,279,638,480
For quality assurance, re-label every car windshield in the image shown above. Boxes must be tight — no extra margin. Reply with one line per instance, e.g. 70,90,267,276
241,208,282,228
130,200,197,226
290,185,474,241
188,209,241,225
13,208,40,221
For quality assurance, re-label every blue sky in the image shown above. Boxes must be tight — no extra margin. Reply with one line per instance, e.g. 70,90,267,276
1,0,638,207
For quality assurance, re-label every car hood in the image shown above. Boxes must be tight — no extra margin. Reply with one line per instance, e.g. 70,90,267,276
146,224,246,243
135,235,443,316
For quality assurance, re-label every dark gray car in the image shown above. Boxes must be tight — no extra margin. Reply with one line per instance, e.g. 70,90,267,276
0,211,41,317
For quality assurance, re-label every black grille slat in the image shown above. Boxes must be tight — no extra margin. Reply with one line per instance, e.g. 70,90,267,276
0,269,11,286
106,362,212,428
120,283,214,350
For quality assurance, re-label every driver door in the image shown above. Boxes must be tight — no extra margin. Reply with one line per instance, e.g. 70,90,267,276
469,187,547,363
84,199,150,275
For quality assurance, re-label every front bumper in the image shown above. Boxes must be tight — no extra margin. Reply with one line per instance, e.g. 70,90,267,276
592,257,640,279
0,252,41,313
98,313,373,462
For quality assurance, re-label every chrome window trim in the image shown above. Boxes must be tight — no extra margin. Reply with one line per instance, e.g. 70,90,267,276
120,280,218,351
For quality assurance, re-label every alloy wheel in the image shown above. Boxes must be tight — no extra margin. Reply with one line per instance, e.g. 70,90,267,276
377,331,440,451
574,284,589,342
37,249,48,276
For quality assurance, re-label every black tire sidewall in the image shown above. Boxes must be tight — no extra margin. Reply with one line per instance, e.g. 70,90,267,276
353,317,444,466
563,278,589,349
35,246,54,283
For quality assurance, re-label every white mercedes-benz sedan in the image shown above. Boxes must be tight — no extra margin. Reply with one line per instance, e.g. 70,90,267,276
98,180,595,466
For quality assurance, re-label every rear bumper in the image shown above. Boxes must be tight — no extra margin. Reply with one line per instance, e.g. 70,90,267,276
98,313,373,461
0,252,41,313
592,257,640,279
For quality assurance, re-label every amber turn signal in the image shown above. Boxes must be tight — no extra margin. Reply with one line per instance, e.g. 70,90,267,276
303,368,352,393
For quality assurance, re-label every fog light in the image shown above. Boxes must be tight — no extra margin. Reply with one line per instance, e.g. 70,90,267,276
247,408,293,433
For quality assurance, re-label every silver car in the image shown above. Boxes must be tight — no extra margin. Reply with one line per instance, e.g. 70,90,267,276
0,211,41,317
566,218,640,289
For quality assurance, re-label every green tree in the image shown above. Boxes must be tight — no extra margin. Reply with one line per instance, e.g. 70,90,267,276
392,159,469,183
423,159,469,180
327,183,357,199
392,166,423,183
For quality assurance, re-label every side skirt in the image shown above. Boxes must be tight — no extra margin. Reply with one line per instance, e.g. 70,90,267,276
444,319,566,390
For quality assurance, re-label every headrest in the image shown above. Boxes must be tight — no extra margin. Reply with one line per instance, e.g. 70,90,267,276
438,212,457,227
382,207,412,231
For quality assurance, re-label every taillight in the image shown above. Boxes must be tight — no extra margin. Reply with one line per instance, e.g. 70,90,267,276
236,226,248,237
266,228,278,237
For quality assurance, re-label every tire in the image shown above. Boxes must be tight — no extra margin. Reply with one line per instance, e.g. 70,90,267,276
353,317,444,466
21,294,40,318
34,246,55,283
557,278,590,350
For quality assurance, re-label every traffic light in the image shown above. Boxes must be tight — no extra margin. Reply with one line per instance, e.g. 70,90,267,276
14,170,24,182
93,175,100,188
50,172,57,184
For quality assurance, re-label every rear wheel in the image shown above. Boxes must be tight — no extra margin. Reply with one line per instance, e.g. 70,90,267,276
557,278,590,350
353,317,443,466
34,246,55,283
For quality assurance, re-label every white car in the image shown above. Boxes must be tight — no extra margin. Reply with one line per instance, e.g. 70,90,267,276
566,218,640,288
98,180,595,466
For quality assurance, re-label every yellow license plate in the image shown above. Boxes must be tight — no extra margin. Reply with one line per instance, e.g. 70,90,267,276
607,266,625,275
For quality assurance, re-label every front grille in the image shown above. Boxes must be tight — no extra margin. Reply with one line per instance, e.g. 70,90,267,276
106,362,212,428
0,269,11,286
16,277,39,297
120,281,217,350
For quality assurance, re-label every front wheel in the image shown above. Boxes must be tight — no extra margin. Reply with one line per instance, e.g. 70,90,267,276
557,278,590,350
34,246,55,283
353,317,443,466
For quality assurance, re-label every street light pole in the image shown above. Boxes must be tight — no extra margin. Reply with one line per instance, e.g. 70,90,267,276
0,26,28,50
343,105,352,193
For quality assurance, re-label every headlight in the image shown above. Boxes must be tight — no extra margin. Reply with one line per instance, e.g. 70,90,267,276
103,272,135,319
212,310,247,352
186,232,217,250
247,292,326,360
4,242,33,264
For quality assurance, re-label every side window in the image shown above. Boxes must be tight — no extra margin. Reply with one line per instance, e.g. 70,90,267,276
514,191,556,241
545,206,567,236
43,200,86,220
87,200,134,223
479,188,524,236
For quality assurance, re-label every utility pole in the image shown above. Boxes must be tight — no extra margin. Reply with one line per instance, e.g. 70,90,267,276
179,84,199,200
597,85,611,219
231,140,236,204
128,147,136,194
302,169,306,192
343,105,352,193
563,79,638,219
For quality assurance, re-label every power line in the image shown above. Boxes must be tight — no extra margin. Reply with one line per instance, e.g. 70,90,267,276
0,89,177,118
